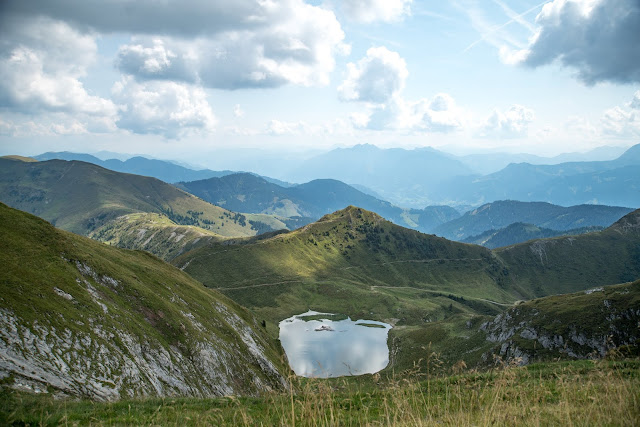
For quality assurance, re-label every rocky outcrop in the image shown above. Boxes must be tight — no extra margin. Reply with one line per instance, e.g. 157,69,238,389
479,282,640,365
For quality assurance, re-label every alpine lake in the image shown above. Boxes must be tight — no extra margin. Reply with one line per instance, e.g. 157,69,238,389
278,310,392,378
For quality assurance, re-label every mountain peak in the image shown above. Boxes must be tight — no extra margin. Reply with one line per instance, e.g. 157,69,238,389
317,205,384,224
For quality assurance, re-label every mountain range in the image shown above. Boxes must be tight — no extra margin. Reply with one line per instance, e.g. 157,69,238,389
462,222,604,249
433,200,633,241
178,172,460,234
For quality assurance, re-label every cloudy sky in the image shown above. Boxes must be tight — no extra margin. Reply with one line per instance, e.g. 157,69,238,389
0,0,639,163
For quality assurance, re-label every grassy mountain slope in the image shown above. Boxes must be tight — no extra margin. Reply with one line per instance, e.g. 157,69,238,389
463,222,604,249
175,206,514,318
434,200,632,240
175,206,640,370
0,158,260,237
89,213,223,261
495,209,640,297
174,206,520,369
179,173,460,233
0,203,286,400
480,280,640,365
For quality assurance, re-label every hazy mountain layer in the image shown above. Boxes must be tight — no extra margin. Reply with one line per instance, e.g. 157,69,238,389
434,200,632,241
179,172,460,233
0,203,286,400
462,222,604,249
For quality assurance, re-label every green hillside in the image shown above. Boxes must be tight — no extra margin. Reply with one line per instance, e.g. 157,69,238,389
175,206,640,370
0,158,263,237
495,209,640,297
174,206,520,368
90,213,224,260
0,202,286,400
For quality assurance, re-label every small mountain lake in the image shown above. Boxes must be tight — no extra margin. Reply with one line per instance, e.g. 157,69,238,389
279,310,392,378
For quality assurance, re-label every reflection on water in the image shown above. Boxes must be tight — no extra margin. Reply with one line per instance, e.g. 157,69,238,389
279,310,392,378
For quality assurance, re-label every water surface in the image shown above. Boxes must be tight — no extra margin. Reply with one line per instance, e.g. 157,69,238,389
279,310,392,378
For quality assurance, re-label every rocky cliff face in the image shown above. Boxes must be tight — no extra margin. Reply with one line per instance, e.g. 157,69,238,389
0,203,287,401
479,281,640,365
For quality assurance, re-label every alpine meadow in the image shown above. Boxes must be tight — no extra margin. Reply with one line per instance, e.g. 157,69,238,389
1,0,640,425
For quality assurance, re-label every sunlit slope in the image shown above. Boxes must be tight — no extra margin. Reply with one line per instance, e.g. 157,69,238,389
175,206,517,322
0,157,259,237
90,212,223,260
495,209,640,297
0,202,286,400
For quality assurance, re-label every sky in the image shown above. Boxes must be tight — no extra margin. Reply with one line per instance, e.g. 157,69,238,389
0,0,639,165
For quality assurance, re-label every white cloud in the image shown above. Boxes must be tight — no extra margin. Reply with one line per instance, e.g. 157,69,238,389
0,16,117,118
630,90,640,110
339,47,464,133
479,105,535,138
113,1,348,89
601,106,640,137
339,47,408,104
341,0,413,23
111,77,216,139
234,104,245,118
515,0,640,84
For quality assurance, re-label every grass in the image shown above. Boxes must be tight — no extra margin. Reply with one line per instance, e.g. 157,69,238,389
0,202,287,398
2,359,638,425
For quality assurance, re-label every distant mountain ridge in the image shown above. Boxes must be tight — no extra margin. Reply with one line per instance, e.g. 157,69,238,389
284,144,475,208
274,143,640,208
433,144,640,207
462,222,604,249
178,172,461,233
434,200,633,241
33,151,294,187
34,152,235,183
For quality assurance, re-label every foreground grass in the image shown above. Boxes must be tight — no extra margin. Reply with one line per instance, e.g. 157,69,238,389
2,359,638,426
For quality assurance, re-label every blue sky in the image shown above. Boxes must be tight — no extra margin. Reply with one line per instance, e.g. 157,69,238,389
0,0,639,164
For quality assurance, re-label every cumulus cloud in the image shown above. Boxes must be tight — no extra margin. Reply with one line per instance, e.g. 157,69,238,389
363,95,464,132
479,105,535,139
630,90,640,110
341,0,412,23
515,0,640,85
339,47,407,104
111,77,216,139
0,16,116,118
340,47,463,133
42,0,348,90
600,91,640,137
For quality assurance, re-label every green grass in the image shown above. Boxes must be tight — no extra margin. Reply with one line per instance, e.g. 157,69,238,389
173,206,640,371
90,212,223,260
0,202,287,399
2,359,638,425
